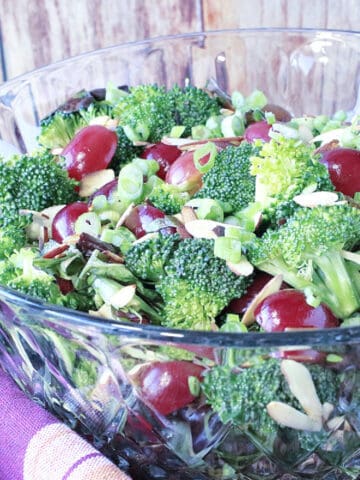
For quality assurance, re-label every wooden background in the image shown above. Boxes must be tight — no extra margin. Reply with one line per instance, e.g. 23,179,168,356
0,0,359,84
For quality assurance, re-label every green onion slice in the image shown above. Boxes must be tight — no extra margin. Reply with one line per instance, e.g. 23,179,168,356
193,142,217,173
117,164,144,202
214,236,242,263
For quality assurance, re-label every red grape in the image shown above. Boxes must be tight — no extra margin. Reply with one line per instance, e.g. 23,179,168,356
140,142,182,180
133,360,204,415
228,272,277,315
254,289,339,332
319,147,360,196
166,151,203,194
88,178,118,203
51,202,89,243
244,120,271,142
62,125,118,181
124,204,167,239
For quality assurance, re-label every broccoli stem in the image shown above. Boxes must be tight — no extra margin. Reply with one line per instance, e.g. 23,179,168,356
311,252,360,318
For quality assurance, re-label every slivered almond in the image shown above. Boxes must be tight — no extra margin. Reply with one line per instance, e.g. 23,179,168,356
267,402,322,431
89,115,119,130
61,234,80,245
181,206,198,223
341,250,360,265
241,274,283,326
327,415,345,431
226,258,254,277
281,359,323,421
89,303,114,319
184,218,245,239
293,191,339,208
132,232,159,244
322,402,334,421
115,202,135,229
25,204,65,240
110,284,136,309
79,169,115,197
184,219,220,239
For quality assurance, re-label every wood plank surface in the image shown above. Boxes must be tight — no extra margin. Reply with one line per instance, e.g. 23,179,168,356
203,0,360,31
0,0,202,81
0,0,358,82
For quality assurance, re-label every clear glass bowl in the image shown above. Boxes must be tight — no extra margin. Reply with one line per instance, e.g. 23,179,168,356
0,29,359,480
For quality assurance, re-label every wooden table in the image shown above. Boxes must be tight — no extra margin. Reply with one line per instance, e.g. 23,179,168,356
0,0,358,83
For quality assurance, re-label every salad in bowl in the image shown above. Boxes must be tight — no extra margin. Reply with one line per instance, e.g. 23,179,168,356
0,29,359,480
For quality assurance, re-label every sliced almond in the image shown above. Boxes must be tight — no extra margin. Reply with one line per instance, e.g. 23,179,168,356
79,169,115,197
241,274,283,326
267,402,322,431
311,127,348,145
226,257,254,277
89,303,114,319
110,284,136,309
132,232,159,244
293,191,339,208
184,219,220,239
89,115,119,130
62,233,81,245
115,202,135,229
327,415,345,431
24,205,65,240
181,206,198,223
280,359,323,421
341,250,360,265
322,402,334,422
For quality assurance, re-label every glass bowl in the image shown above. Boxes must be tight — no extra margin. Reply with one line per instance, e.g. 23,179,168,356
0,29,359,480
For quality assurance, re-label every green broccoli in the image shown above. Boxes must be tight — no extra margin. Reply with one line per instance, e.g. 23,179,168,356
124,232,181,282
156,238,252,330
167,84,221,137
247,203,360,318
202,359,340,439
0,151,78,228
38,91,112,150
0,224,27,259
194,142,257,213
108,125,143,175
1,248,66,304
112,84,175,143
250,136,334,225
112,84,222,143
147,177,190,214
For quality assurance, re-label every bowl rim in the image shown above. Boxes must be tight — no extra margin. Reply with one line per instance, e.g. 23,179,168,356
1,27,360,86
1,284,359,346
0,27,359,347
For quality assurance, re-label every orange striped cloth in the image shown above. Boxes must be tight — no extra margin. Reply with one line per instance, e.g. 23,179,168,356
0,368,132,480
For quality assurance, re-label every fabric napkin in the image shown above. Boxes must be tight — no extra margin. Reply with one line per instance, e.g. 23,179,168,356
0,368,132,480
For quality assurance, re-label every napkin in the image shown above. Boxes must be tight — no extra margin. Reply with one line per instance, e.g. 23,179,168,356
0,368,132,480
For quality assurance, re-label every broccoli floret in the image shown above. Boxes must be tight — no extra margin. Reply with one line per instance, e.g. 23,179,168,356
113,84,175,143
0,224,27,259
38,92,112,150
125,232,181,282
108,125,143,175
250,137,334,225
247,203,360,318
202,359,340,439
0,152,78,229
167,85,221,137
112,84,222,143
194,142,257,213
147,177,190,214
156,238,252,330
1,248,65,304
